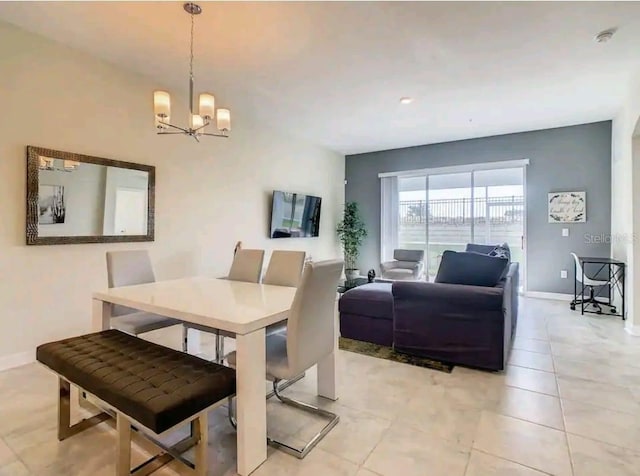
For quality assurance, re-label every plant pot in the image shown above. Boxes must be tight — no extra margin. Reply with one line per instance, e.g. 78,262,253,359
345,268,360,280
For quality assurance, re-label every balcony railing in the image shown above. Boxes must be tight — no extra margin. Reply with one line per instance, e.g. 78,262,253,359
400,196,524,226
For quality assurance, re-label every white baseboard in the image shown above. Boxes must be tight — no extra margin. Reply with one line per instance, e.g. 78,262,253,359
523,291,574,302
625,324,640,336
0,350,35,372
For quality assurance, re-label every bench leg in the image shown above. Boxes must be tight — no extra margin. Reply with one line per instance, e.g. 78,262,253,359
58,378,110,441
193,412,208,476
116,413,132,476
58,379,210,476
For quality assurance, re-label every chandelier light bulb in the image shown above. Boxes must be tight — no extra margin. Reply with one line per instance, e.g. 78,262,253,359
199,93,215,120
216,109,231,132
191,114,205,131
153,91,171,117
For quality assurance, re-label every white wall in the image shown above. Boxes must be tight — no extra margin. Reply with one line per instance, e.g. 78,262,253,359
0,21,345,366
611,71,640,332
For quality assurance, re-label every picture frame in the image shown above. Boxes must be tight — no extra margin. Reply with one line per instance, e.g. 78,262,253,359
548,191,586,223
38,184,66,225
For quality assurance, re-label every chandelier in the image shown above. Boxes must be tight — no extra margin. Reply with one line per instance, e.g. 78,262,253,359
153,3,230,141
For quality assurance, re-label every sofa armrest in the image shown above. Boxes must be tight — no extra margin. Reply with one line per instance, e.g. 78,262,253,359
380,261,399,273
397,261,421,271
502,262,520,337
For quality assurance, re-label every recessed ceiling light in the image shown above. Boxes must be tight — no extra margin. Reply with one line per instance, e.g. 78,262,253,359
594,28,617,43
399,97,414,105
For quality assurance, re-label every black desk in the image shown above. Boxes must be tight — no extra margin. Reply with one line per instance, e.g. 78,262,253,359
572,256,625,319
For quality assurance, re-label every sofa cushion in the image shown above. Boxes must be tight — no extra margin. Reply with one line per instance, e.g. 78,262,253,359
339,283,393,320
435,250,508,287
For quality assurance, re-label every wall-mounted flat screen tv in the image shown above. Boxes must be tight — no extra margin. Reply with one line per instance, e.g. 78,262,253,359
270,191,322,238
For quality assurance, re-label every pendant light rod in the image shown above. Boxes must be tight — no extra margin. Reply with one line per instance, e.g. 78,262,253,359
188,4,196,116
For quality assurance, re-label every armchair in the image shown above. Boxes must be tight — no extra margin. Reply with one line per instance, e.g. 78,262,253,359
380,249,425,281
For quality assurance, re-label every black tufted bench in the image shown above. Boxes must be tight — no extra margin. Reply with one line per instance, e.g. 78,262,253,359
36,329,236,476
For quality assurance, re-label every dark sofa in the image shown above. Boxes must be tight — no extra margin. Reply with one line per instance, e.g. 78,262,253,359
338,246,519,371
339,283,394,347
392,262,518,371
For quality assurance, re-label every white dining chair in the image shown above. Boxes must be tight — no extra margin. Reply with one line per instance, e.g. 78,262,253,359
227,248,265,283
263,250,306,287
263,250,306,337
106,250,183,344
227,259,344,458
184,248,265,360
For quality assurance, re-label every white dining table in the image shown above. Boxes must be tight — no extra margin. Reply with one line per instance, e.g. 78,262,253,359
92,276,338,476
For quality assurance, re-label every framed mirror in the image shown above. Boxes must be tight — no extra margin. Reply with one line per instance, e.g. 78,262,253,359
26,146,155,245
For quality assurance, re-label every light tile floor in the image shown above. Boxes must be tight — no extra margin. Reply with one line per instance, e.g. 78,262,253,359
2,297,640,475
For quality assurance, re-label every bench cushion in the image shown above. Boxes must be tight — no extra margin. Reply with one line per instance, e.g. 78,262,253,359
36,329,235,434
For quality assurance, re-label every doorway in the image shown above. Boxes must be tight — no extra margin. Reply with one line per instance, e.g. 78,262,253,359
114,188,147,235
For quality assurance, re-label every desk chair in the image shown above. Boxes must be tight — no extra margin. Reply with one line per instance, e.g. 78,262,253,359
570,252,615,314
106,250,183,344
227,259,344,458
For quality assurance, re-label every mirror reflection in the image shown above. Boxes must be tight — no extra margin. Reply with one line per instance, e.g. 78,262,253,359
36,156,149,237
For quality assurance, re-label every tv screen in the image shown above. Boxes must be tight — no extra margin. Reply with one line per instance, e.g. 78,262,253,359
270,191,322,238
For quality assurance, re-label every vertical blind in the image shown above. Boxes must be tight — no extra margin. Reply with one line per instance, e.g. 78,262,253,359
380,175,399,262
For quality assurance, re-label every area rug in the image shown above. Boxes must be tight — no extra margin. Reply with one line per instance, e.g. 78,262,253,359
339,337,454,373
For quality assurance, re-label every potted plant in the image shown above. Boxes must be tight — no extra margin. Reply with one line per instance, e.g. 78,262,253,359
336,202,368,280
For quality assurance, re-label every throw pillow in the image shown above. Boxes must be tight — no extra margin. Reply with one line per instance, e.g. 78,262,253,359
488,243,511,280
435,250,509,287
489,242,511,260
465,243,497,255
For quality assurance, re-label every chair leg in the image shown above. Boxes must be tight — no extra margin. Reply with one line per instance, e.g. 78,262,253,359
215,334,224,363
228,380,339,459
182,325,189,353
267,379,340,459
228,397,236,429
265,373,306,399
116,413,132,476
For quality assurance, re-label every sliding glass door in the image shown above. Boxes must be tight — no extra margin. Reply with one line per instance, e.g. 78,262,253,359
398,176,427,258
472,168,525,267
391,164,525,282
427,172,473,277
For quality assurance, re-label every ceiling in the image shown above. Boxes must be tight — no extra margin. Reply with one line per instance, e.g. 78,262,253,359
1,1,640,155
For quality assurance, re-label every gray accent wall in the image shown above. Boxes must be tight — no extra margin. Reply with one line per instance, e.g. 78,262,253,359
345,121,612,294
